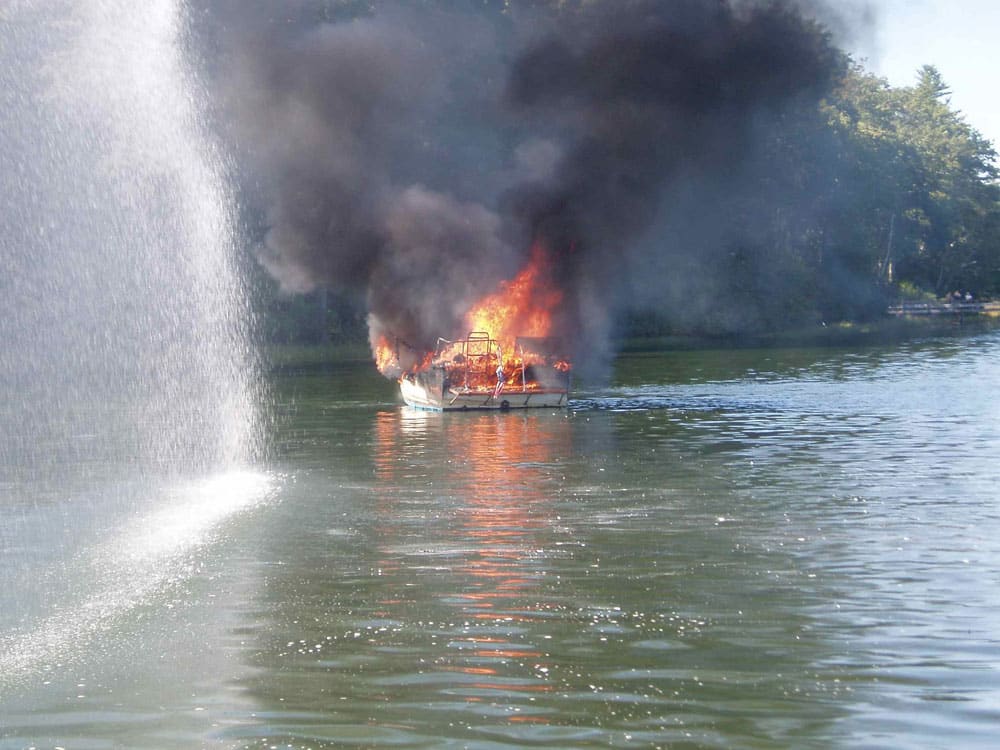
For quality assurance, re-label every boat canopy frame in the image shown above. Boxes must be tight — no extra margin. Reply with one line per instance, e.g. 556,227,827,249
432,331,567,394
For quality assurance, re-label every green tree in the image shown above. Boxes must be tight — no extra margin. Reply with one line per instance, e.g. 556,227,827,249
891,66,998,294
823,63,1000,299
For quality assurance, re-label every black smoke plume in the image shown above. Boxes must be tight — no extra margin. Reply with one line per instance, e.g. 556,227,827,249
202,0,846,377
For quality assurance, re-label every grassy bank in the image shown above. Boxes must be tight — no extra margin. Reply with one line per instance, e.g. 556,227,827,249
618,314,1000,353
264,341,372,370
265,313,1000,371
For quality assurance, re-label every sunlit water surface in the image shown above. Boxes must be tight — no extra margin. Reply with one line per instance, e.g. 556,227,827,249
1,0,265,745
4,333,1000,748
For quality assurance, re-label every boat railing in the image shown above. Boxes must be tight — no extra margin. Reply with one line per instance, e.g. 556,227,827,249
435,332,569,395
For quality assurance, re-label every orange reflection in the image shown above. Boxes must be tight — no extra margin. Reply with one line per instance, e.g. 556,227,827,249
441,666,498,676
372,409,571,711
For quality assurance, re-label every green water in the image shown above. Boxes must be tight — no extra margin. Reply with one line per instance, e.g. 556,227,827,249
3,334,1000,748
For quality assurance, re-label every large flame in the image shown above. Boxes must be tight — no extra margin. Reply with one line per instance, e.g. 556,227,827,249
463,242,561,355
372,241,565,379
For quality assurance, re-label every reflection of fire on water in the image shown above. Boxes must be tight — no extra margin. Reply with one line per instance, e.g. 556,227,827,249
373,243,572,408
372,409,572,708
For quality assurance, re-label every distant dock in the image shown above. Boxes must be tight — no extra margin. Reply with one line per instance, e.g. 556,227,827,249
888,301,1000,318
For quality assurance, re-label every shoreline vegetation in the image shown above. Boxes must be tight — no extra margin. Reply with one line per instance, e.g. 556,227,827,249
619,313,1000,353
265,309,1000,372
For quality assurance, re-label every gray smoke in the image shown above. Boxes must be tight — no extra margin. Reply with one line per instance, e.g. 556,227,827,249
203,0,849,376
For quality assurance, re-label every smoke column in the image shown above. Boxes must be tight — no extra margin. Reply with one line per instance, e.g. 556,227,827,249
206,0,846,376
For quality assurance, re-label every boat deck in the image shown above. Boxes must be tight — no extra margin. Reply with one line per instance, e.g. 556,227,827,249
398,332,570,411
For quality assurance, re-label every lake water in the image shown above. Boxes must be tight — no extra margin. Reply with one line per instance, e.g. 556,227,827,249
3,332,1000,748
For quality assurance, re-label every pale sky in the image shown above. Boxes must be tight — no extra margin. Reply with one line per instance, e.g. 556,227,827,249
851,0,1000,149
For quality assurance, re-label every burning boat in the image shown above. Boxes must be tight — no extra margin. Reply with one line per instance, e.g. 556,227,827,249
398,332,570,411
373,243,573,410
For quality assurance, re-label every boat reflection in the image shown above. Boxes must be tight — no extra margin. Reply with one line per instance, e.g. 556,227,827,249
372,408,572,712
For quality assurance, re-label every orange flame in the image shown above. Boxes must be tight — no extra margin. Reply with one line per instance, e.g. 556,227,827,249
373,335,397,374
370,240,569,380
463,242,561,354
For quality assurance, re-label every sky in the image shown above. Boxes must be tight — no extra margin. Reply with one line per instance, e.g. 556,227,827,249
852,0,1000,149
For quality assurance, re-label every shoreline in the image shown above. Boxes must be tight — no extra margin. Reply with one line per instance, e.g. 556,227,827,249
265,314,1000,370
617,314,1000,353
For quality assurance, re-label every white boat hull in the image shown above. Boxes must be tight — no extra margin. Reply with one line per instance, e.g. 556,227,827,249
400,374,568,411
